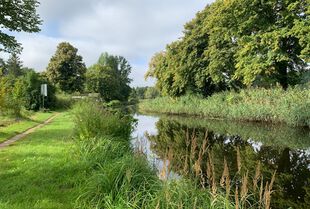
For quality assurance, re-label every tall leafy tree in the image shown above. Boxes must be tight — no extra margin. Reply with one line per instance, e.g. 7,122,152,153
46,42,86,93
233,0,309,89
146,11,231,96
0,0,42,53
146,51,174,96
86,53,132,102
147,0,309,96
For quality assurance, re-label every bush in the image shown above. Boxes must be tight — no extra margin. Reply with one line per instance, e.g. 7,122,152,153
73,100,134,139
54,94,75,110
0,75,24,116
0,71,57,116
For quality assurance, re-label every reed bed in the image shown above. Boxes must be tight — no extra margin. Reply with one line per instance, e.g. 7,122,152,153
139,87,310,127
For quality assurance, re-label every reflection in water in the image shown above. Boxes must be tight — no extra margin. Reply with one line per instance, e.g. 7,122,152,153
131,115,179,180
131,114,310,209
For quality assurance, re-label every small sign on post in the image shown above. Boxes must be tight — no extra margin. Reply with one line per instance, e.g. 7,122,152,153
41,84,47,109
41,84,47,97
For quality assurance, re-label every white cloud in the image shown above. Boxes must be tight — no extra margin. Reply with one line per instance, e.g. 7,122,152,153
3,0,214,86
17,34,62,71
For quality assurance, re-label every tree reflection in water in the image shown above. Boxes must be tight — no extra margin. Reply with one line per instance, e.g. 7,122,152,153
140,117,310,209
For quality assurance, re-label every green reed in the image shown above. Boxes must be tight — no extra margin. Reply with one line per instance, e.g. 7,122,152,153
139,87,310,127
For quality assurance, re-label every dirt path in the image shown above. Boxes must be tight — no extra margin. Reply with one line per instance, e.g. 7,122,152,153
0,113,60,149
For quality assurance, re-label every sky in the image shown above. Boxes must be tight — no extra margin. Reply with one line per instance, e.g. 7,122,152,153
7,0,214,87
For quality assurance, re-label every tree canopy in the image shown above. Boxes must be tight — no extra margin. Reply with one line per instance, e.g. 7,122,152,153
146,0,309,97
46,42,86,93
86,53,132,102
0,0,42,53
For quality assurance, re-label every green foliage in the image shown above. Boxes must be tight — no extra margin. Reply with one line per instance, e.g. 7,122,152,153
134,87,148,99
0,58,6,76
0,74,24,116
46,42,86,93
139,87,310,127
73,101,250,209
144,87,160,99
0,70,56,115
146,0,309,96
19,70,56,110
86,52,132,102
73,101,134,139
0,54,34,77
6,53,23,76
54,94,75,110
0,0,42,53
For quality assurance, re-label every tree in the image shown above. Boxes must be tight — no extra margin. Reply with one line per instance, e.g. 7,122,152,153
144,87,159,99
145,4,235,97
86,53,132,102
233,0,309,89
86,64,117,101
21,70,56,110
0,58,7,76
133,87,148,99
147,0,309,96
46,42,86,93
0,69,56,114
145,51,172,96
0,0,42,53
6,53,23,77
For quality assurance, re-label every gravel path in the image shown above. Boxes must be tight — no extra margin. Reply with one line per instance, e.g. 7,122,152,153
0,113,59,149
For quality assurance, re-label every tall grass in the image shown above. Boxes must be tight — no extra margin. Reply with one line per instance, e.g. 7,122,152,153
73,101,249,209
139,87,310,127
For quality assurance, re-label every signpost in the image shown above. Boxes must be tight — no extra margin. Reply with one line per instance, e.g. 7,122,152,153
41,84,47,109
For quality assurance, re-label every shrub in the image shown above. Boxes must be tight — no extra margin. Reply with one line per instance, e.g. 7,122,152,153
54,94,75,110
73,100,134,139
0,71,57,116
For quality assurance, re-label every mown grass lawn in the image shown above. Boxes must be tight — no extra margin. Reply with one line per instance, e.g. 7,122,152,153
0,112,55,143
0,112,81,209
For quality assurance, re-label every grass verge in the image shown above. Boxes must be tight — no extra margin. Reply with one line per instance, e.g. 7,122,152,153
139,87,310,127
73,101,264,209
0,112,55,143
0,112,79,209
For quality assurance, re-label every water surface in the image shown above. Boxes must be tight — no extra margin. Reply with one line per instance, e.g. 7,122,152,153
131,113,310,209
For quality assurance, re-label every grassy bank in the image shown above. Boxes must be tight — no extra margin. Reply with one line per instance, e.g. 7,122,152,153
73,101,272,209
139,87,310,127
0,102,276,209
0,111,55,143
0,112,80,209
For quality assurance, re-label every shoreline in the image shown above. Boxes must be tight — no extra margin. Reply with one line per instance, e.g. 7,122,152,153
138,88,310,128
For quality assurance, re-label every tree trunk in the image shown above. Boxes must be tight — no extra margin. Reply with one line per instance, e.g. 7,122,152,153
277,61,288,90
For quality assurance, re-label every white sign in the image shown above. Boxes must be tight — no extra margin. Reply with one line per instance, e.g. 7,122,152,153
41,84,47,96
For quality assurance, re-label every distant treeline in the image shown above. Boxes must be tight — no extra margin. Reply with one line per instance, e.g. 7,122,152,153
130,86,160,100
0,42,136,116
